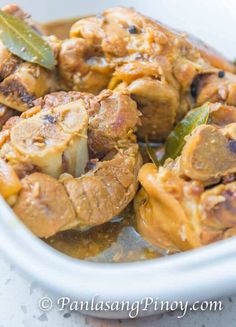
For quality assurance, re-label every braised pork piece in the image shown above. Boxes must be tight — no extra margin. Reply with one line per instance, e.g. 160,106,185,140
0,4,236,261
59,7,235,140
0,90,142,238
0,5,60,112
135,104,236,252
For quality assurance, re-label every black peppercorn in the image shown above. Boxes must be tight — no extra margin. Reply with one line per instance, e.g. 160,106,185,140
229,140,236,153
190,75,201,99
43,115,57,124
218,70,225,78
128,25,138,34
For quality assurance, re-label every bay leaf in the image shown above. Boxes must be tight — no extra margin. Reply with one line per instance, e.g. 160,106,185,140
162,102,210,162
0,10,55,70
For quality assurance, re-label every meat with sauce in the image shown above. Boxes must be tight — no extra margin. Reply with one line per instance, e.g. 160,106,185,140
1,5,234,141
179,124,236,184
0,90,142,237
0,99,89,178
135,163,236,252
0,5,60,112
59,7,235,140
13,172,77,238
178,104,236,184
191,72,236,108
135,103,236,252
34,89,140,157
62,144,141,228
13,143,141,237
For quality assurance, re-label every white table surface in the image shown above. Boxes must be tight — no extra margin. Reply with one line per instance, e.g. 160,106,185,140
0,252,235,327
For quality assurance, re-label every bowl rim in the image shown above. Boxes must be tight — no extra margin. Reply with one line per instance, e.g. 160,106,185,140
1,195,236,307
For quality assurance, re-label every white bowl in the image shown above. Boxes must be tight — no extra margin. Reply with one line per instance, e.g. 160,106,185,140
0,0,236,319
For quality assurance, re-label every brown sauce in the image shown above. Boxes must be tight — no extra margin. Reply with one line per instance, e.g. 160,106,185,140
43,18,163,262
43,17,83,39
46,206,163,263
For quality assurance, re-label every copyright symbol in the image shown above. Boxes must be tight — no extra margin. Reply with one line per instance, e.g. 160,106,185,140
39,297,53,311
